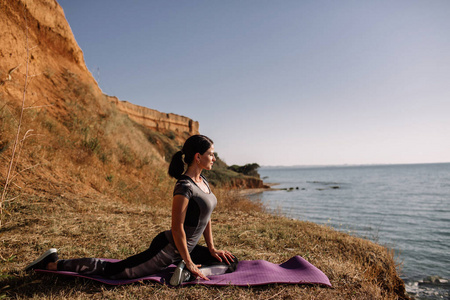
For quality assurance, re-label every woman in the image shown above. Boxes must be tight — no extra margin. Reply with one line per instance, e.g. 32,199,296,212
25,135,237,285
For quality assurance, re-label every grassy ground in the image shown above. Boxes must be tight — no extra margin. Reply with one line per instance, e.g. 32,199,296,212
1,183,409,299
0,53,408,299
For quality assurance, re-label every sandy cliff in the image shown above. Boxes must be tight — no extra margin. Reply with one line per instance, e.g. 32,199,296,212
1,0,90,116
0,0,263,189
0,0,86,73
0,0,197,138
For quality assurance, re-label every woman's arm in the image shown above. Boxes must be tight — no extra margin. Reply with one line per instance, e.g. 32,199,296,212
203,219,215,251
171,194,208,280
203,219,235,265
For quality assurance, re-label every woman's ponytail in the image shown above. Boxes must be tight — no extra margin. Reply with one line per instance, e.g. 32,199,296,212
168,151,185,179
168,135,214,179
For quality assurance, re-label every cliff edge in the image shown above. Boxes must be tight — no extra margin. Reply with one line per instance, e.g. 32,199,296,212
0,0,197,141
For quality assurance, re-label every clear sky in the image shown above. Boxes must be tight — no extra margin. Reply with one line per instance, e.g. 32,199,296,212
57,0,449,166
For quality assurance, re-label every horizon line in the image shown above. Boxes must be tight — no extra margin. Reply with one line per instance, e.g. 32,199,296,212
260,161,450,168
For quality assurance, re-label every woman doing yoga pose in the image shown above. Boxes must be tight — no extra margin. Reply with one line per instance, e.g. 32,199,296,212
25,135,237,285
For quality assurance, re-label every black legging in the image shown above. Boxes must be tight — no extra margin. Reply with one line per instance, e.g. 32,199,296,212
57,232,238,279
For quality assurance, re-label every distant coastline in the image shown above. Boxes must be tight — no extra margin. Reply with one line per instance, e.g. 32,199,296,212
260,161,450,169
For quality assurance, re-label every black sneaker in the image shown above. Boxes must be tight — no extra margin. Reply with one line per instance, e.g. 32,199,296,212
25,248,58,271
169,260,192,286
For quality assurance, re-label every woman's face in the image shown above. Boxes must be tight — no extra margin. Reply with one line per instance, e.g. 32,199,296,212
198,145,216,170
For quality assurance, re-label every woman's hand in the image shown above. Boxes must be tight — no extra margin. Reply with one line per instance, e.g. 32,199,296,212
185,260,209,281
209,248,235,265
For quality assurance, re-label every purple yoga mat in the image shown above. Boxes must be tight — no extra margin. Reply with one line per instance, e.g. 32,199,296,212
35,256,331,287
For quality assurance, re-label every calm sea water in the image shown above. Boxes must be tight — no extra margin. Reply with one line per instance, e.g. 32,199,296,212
256,163,450,300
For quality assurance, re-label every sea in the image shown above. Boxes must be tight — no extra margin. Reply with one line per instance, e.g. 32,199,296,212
254,163,449,300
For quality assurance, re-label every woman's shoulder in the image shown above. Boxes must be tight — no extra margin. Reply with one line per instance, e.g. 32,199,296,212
174,175,193,197
176,175,192,184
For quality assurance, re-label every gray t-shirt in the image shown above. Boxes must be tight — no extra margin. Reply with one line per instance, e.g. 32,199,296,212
165,175,217,253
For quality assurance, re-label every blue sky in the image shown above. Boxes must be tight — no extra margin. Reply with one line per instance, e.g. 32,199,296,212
58,0,449,166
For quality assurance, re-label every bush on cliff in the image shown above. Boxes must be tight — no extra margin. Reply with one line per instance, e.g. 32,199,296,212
228,163,261,178
204,157,263,187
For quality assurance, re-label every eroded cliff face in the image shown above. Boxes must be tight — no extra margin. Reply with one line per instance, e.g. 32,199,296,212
0,0,87,73
109,97,199,136
1,0,93,114
0,0,262,189
0,0,198,139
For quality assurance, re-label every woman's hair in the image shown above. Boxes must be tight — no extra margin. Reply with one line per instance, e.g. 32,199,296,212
168,135,214,179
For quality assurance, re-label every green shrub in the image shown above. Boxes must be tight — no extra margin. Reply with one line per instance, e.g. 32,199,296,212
83,137,101,153
105,174,114,182
165,131,176,140
0,140,9,154
228,163,260,178
118,142,134,165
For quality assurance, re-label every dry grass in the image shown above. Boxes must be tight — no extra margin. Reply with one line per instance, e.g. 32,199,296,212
0,181,409,299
